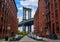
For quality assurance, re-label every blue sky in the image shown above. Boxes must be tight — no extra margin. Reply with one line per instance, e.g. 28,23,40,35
15,0,38,22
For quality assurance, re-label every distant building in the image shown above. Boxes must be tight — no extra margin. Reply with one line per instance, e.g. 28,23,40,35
0,0,18,38
34,0,60,37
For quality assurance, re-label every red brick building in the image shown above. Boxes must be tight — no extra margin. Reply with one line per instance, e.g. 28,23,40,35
34,0,60,37
0,0,18,38
34,8,39,36
34,0,46,37
49,0,60,36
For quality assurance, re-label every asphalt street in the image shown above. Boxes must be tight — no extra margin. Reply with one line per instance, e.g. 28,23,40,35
0,36,60,42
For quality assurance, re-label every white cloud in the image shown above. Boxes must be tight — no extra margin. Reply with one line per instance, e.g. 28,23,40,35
17,0,38,20
20,0,38,8
18,7,23,11
20,0,38,18
31,25,34,32
31,8,37,18
18,16,23,22
18,27,23,31
26,11,28,19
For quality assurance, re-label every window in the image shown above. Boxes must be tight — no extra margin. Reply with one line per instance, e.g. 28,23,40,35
51,4,53,12
54,0,57,8
59,0,60,3
0,25,2,32
46,3,50,15
56,22,59,33
49,23,51,33
49,14,50,19
45,0,50,7
1,17,3,21
2,0,4,1
39,0,40,1
2,4,3,9
5,0,7,3
52,13,54,19
55,3,57,8
45,26,48,32
48,15,50,21
54,0,56,2
45,0,49,3
55,9,58,20
52,23,55,34
2,4,5,12
1,0,4,9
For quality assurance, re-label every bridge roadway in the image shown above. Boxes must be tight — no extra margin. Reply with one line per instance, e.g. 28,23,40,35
18,18,34,26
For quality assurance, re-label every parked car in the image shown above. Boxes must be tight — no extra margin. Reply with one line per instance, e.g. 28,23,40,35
33,35,37,39
14,34,21,40
10,34,23,41
36,36,43,41
28,33,34,38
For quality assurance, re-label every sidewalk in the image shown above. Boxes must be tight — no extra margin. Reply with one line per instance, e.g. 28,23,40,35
0,38,10,42
43,37,60,42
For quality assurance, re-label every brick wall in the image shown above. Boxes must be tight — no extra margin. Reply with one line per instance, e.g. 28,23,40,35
34,0,60,37
0,0,18,38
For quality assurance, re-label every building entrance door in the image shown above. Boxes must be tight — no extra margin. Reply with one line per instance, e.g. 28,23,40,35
49,23,51,34
52,23,55,34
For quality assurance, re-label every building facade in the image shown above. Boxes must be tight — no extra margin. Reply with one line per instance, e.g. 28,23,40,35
34,0,60,37
45,0,60,37
48,0,60,36
0,0,18,38
34,8,39,36
34,0,47,37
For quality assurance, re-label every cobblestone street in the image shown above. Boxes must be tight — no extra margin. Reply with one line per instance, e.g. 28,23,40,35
0,36,60,42
19,36,43,42
0,36,43,42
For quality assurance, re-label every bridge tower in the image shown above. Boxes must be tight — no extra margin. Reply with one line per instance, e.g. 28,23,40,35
23,7,32,33
23,7,31,20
